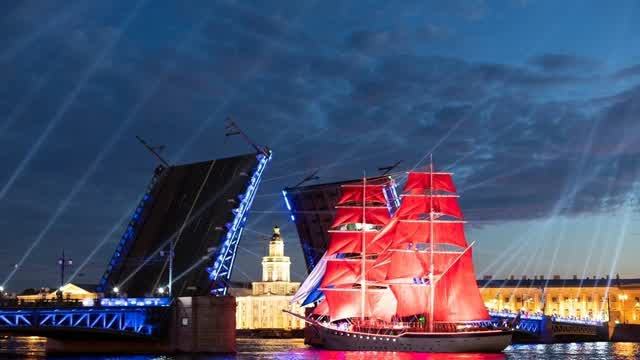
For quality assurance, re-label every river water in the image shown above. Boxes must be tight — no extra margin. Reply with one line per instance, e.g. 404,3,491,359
1,337,640,359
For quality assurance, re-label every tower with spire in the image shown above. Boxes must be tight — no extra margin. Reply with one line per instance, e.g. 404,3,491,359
234,226,305,331
260,226,291,283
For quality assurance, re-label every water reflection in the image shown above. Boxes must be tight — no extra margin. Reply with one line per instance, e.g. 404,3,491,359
286,350,506,360
0,335,46,359
0,337,639,359
611,342,640,359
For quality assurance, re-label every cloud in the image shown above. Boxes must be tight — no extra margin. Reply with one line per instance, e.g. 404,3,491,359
612,63,640,80
528,53,602,73
4,0,640,288
345,24,450,55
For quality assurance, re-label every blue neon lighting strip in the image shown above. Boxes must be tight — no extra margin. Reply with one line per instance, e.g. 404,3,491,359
97,168,165,293
282,190,295,221
100,297,172,307
208,152,272,295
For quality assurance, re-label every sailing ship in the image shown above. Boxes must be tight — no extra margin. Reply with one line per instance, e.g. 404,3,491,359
286,158,512,352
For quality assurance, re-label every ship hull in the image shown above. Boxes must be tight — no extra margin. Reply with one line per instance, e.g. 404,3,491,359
317,326,512,353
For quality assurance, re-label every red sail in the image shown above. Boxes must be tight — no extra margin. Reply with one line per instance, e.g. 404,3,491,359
321,259,361,288
317,166,489,324
312,299,329,315
374,250,461,281
323,289,359,321
338,185,387,205
389,284,429,317
331,207,391,228
320,259,384,287
367,288,398,322
404,172,457,194
326,231,387,256
374,250,425,280
372,220,467,249
434,249,490,322
323,288,397,322
396,195,463,219
385,250,488,320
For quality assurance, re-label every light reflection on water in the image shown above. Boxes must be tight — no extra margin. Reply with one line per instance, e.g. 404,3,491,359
0,337,639,359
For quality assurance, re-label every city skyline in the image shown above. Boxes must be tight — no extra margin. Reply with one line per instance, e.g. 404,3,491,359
2,1,640,291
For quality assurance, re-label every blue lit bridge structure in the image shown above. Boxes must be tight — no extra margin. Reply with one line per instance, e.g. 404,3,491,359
489,312,606,342
0,298,171,338
98,151,271,297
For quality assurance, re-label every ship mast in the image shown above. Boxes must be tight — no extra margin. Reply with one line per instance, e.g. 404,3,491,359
361,173,366,322
429,154,435,333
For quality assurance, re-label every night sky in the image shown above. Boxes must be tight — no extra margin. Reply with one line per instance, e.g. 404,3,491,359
2,1,640,292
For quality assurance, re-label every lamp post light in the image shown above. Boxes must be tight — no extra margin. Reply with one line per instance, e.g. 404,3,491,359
57,250,73,288
113,287,120,296
158,287,166,295
160,240,175,296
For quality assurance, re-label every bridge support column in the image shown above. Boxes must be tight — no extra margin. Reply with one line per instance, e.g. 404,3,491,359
171,296,236,353
540,315,554,343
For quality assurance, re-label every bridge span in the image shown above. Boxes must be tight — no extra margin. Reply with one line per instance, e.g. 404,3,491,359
0,149,271,353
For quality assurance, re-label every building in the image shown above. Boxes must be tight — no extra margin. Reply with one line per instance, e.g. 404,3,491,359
479,275,640,324
282,176,400,272
235,226,305,331
16,283,98,303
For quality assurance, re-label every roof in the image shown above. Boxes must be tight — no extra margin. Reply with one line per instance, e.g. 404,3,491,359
478,278,640,289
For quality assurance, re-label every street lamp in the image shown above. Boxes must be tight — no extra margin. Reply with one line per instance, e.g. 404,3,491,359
159,240,175,296
57,250,73,288
113,287,119,295
619,293,628,324
158,287,166,295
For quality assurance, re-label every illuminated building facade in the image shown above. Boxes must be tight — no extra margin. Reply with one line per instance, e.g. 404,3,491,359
17,283,98,303
479,276,640,324
235,226,305,330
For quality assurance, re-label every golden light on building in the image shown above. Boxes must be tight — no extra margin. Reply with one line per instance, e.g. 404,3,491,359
234,226,306,331
16,283,98,303
479,275,640,325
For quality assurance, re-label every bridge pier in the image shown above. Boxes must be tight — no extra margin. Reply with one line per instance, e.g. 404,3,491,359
41,296,236,354
170,296,236,353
